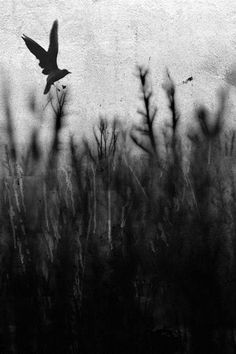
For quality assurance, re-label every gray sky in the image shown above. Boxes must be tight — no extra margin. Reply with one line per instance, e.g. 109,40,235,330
1,0,236,146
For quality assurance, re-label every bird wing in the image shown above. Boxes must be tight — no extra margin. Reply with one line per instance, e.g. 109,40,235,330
22,34,56,75
22,22,59,75
22,35,49,69
47,20,58,69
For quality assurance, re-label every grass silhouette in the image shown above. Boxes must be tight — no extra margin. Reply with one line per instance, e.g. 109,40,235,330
0,67,235,353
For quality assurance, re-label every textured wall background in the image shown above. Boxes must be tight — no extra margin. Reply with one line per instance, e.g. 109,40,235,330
1,0,236,146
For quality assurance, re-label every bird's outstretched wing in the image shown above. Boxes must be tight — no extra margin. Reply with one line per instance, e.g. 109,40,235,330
22,21,59,75
48,20,58,69
22,35,48,70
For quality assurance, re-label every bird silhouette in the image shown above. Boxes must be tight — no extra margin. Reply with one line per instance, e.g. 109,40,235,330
22,20,71,94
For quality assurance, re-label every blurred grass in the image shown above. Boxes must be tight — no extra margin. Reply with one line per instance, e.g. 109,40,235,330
0,68,236,353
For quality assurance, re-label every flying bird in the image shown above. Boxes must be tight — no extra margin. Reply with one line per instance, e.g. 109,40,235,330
182,76,193,84
22,20,71,94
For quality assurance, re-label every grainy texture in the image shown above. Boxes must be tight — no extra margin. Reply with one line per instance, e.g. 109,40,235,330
1,7,236,350
1,0,236,141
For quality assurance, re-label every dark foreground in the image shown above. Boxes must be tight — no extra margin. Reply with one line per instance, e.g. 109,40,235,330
0,69,236,353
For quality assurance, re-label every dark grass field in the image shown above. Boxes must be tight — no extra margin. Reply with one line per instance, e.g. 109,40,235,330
0,67,236,353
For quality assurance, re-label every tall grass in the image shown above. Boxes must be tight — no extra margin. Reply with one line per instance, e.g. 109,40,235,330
0,68,235,353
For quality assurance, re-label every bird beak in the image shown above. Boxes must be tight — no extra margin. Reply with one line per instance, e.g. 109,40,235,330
68,71,71,74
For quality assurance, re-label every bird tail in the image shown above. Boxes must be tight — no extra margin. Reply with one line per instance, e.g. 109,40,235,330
44,82,51,95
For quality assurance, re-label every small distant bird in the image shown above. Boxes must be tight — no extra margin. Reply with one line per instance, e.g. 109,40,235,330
182,76,193,84
176,76,193,87
22,20,71,94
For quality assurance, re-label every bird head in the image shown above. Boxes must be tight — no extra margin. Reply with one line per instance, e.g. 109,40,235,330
62,69,71,77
